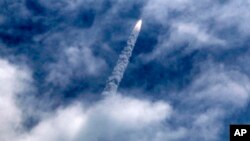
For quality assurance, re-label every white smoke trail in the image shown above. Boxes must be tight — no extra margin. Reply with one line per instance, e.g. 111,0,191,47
102,20,142,95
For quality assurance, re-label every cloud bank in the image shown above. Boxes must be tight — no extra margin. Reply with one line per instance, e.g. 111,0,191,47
0,59,173,141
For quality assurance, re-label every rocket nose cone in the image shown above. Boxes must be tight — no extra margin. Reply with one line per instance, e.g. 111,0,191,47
135,19,142,31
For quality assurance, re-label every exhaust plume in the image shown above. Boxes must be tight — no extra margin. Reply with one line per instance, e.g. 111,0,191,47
102,19,142,95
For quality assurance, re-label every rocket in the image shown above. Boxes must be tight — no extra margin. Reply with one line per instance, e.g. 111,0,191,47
102,19,142,95
127,19,142,47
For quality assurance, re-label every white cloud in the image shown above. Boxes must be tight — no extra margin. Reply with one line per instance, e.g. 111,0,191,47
191,109,224,141
19,104,87,141
187,63,250,107
0,59,32,141
172,22,225,46
1,59,248,141
168,62,250,140
139,3,250,140
65,47,105,75
46,46,106,87
142,0,250,60
215,0,250,35
88,95,171,128
19,94,172,141
143,0,189,22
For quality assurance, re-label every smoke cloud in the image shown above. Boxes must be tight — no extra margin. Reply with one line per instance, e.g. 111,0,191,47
102,20,142,95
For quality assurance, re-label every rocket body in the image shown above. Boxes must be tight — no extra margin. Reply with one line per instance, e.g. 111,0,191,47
102,20,142,95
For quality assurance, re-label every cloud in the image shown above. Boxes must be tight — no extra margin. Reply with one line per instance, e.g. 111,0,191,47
141,0,250,61
46,46,107,87
190,109,224,141
1,1,250,141
17,94,172,141
215,0,250,35
186,62,250,108
171,22,225,46
0,58,173,141
18,103,86,141
169,61,250,140
0,58,32,141
15,60,250,141
0,52,249,141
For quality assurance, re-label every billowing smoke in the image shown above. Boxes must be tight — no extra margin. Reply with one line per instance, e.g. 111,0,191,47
102,20,142,95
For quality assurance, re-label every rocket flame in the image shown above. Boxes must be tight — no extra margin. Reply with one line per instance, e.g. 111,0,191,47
134,19,142,31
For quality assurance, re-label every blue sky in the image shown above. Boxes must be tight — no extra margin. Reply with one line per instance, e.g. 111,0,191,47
0,0,250,141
